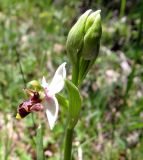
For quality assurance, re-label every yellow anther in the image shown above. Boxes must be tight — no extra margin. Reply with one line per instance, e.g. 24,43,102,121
16,113,22,119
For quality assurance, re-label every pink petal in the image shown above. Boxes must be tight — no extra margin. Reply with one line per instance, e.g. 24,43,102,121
30,103,44,112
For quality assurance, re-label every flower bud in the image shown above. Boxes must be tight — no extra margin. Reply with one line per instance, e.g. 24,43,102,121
66,9,102,63
82,10,102,60
66,9,92,64
84,10,100,32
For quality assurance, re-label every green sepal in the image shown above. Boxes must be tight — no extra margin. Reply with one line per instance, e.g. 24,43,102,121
56,93,69,108
78,57,97,85
27,80,42,91
78,59,91,85
65,80,82,129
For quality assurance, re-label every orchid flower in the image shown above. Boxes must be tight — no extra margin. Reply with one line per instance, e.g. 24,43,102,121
41,62,66,130
16,62,66,130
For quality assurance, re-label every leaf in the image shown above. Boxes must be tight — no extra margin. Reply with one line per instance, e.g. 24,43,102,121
65,80,82,129
128,122,143,131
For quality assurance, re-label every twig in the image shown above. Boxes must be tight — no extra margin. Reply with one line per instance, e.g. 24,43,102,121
15,48,26,88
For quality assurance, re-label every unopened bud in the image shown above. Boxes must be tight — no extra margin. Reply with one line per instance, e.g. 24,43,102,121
66,9,102,63
66,10,92,64
82,10,102,60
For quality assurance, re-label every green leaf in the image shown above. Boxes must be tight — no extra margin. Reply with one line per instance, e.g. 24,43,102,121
65,80,82,129
128,122,143,131
36,124,44,160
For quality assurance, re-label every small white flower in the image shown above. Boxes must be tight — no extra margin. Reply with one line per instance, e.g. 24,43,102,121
41,62,66,129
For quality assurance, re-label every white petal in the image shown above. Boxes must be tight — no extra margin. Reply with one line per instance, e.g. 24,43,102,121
44,96,59,130
41,76,49,88
48,62,66,95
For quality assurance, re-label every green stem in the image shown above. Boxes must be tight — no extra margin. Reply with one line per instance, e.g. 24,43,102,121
137,9,143,47
120,0,126,18
63,61,79,160
72,54,80,86
63,128,74,160
36,124,44,160
72,64,79,86
15,48,27,88
124,63,135,101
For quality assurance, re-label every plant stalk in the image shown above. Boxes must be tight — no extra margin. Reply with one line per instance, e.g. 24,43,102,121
63,128,74,160
63,79,76,160
72,64,79,86
63,60,79,160
36,124,44,160
120,0,126,18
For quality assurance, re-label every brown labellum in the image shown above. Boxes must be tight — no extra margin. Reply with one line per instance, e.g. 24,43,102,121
17,90,43,118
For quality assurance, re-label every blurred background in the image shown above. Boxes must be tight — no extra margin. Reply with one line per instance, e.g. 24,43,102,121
0,0,143,159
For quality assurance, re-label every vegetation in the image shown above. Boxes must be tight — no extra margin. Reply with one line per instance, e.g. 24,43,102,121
0,0,143,159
